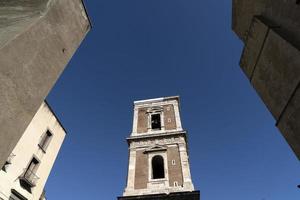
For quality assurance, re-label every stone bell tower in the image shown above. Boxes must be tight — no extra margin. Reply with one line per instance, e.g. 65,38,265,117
118,96,200,200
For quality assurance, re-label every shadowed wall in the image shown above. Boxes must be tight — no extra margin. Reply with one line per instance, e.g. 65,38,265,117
232,0,300,159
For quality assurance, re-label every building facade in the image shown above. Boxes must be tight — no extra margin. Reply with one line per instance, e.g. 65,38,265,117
119,96,199,200
0,102,66,200
232,0,300,159
0,0,91,168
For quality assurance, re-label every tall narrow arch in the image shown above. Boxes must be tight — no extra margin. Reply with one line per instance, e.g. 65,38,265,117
152,155,165,179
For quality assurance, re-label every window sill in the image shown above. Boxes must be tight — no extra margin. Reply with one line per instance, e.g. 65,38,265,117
38,144,46,153
149,178,167,182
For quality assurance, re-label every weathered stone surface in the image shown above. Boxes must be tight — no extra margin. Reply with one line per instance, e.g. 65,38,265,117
233,0,300,48
0,0,90,167
251,29,300,119
118,191,200,200
240,17,269,78
0,0,49,47
277,86,300,158
232,0,268,41
232,0,300,159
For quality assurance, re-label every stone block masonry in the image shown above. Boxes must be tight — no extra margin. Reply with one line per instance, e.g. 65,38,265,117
232,0,300,159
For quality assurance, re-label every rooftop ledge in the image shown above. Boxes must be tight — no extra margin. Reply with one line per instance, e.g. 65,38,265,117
134,96,180,105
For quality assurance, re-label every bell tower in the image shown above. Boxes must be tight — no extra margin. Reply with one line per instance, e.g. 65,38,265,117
119,96,200,200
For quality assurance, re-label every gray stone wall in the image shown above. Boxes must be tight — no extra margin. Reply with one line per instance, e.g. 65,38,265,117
0,0,90,167
232,0,300,46
0,0,49,47
232,0,300,159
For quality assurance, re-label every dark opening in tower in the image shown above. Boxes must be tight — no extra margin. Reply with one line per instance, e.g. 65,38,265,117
151,114,161,130
152,155,165,179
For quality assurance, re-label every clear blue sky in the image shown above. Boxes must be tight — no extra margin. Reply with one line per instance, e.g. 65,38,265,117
46,0,299,199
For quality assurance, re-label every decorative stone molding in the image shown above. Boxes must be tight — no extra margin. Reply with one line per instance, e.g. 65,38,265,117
130,136,184,149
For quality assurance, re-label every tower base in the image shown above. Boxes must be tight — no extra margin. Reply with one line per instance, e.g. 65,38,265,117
118,191,200,200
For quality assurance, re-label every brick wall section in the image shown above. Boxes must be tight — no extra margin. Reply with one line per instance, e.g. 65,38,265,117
167,146,183,187
137,108,148,133
163,105,177,130
118,191,200,200
134,150,148,189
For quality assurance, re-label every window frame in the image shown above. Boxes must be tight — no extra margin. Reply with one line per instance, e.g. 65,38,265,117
9,189,27,200
151,155,165,179
25,156,40,175
147,112,165,132
147,152,169,182
38,130,53,153
150,113,162,130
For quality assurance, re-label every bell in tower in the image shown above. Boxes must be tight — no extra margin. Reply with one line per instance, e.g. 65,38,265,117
118,96,200,200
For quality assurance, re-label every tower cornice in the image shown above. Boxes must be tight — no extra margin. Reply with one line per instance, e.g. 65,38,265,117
126,130,187,144
134,96,180,106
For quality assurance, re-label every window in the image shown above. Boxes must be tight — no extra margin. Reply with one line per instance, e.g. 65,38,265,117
20,157,40,191
151,114,161,130
39,130,52,152
174,181,178,187
26,157,39,175
152,155,165,179
9,190,27,200
172,159,176,165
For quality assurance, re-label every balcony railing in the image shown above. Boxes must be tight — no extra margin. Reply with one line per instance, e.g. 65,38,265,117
20,169,39,187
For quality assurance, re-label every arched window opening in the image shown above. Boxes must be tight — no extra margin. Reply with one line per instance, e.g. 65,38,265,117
152,155,165,179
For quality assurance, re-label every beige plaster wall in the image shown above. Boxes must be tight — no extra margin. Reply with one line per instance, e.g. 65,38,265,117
0,102,66,200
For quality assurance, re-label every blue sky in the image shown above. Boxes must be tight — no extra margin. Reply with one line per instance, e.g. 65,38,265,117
46,0,299,199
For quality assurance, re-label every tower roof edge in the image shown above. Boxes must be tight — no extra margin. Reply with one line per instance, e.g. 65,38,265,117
134,96,180,105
